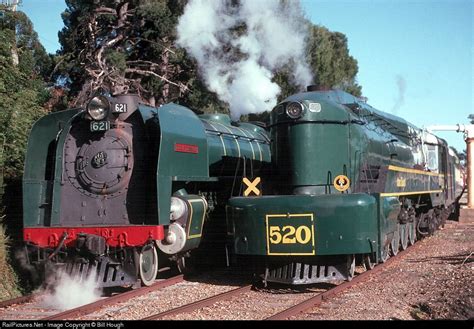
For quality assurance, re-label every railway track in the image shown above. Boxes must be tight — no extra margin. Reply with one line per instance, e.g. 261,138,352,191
0,275,183,320
143,285,253,320
266,243,422,320
0,293,38,309
137,243,422,320
0,240,422,321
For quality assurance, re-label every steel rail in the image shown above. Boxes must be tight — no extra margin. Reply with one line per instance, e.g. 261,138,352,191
0,294,38,309
42,274,184,320
143,284,253,320
266,243,422,320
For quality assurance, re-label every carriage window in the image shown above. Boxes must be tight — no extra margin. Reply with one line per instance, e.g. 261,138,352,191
426,145,439,172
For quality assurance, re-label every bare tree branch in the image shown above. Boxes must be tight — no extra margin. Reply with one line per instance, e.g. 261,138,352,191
125,68,191,93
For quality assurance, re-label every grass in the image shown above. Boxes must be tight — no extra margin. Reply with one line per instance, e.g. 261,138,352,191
0,213,22,301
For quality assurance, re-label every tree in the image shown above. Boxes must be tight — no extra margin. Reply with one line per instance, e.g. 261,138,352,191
265,22,363,106
0,6,50,179
305,24,362,97
57,0,196,107
468,114,474,124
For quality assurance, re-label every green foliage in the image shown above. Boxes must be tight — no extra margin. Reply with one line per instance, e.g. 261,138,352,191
0,8,50,180
0,7,40,300
468,114,474,124
105,50,127,73
1,90,46,178
306,24,362,97
180,78,229,114
0,214,22,301
57,0,191,104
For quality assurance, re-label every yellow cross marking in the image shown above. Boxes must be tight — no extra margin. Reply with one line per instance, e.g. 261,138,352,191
243,177,261,196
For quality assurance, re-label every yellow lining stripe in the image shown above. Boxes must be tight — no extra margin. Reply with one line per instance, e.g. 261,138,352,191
265,214,315,256
235,127,255,160
249,130,263,161
207,121,227,156
380,190,443,197
216,122,241,158
388,165,443,177
187,199,207,239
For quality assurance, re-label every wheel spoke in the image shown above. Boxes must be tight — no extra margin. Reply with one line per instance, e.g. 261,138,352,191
380,243,390,263
347,255,355,281
400,223,408,250
390,226,400,256
363,254,375,270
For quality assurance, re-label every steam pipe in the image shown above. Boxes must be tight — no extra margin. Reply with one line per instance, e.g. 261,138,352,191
426,124,474,138
426,124,474,208
48,232,68,260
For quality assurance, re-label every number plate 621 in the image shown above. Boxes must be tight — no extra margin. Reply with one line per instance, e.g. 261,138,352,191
90,121,110,132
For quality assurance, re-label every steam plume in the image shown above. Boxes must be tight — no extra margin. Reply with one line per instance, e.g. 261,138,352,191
391,75,406,114
40,270,102,311
177,0,313,120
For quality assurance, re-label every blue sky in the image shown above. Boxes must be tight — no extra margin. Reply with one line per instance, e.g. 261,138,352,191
21,0,473,152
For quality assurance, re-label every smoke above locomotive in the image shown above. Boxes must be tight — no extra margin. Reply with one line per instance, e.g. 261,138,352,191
176,0,313,120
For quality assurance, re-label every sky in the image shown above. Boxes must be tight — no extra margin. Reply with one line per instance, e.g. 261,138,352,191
20,0,473,152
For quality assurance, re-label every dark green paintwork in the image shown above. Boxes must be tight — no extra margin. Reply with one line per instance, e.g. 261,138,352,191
182,194,207,252
376,194,400,260
23,109,78,227
50,113,82,226
227,193,378,256
155,104,209,180
271,97,351,193
384,168,442,194
226,89,453,264
227,192,405,262
200,116,271,166
153,104,270,226
154,104,210,225
23,101,271,230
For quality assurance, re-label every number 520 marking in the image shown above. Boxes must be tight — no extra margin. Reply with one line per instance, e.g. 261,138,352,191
269,225,312,244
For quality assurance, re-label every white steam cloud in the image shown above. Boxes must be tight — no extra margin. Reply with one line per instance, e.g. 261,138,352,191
39,270,102,311
177,0,313,120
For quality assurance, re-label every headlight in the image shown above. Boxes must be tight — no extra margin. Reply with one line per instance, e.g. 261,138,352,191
170,197,187,221
87,96,109,121
286,102,304,119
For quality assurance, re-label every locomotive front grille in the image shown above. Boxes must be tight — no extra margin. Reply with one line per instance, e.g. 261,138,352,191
265,261,350,284
50,255,139,288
